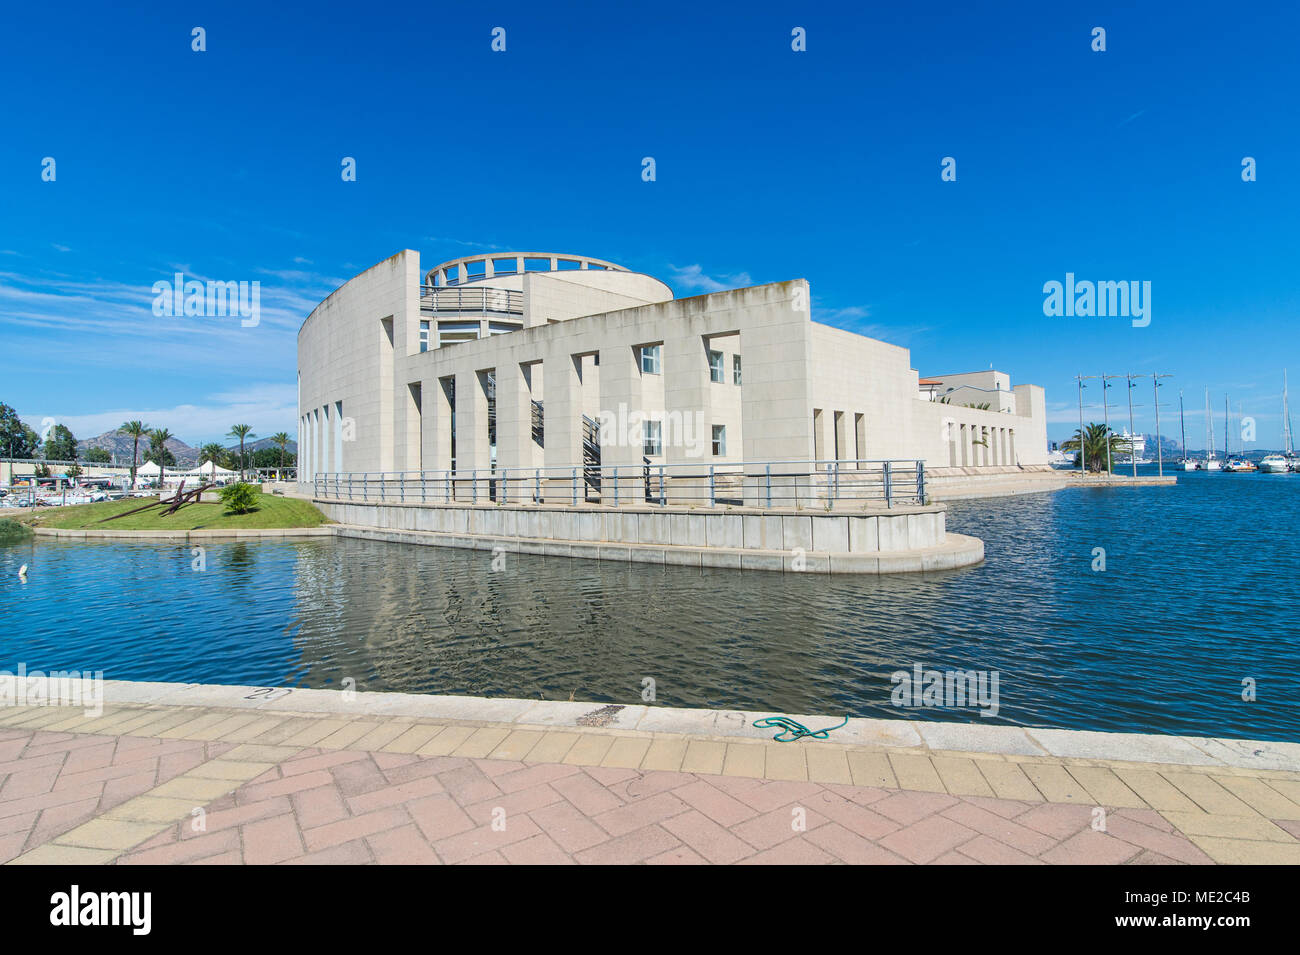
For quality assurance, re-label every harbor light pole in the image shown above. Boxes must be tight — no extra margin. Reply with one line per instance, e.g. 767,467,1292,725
1125,375,1138,478
1101,374,1117,474
1074,375,1095,473
1152,374,1171,476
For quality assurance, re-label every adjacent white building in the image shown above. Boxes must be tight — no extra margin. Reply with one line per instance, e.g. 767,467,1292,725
296,251,1047,491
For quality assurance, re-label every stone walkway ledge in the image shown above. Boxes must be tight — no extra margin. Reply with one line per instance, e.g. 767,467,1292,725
334,524,985,574
31,526,336,540
66,680,1300,773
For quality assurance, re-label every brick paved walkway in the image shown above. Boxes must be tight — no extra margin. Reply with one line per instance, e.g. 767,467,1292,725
4,701,1300,864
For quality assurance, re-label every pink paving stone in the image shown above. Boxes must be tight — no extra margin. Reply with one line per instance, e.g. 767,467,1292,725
732,780,829,814
458,850,509,865
500,832,576,865
238,770,338,805
1016,802,1096,841
243,813,307,864
476,759,526,778
100,771,162,810
661,809,755,865
405,794,476,842
0,831,29,862
582,766,641,786
1274,818,1300,840
551,771,626,816
1040,830,1144,865
871,790,960,826
737,838,837,865
290,785,351,829
730,804,831,851
940,802,1058,855
194,850,244,865
574,824,681,865
366,823,442,865
131,826,179,852
0,739,28,761
823,782,891,806
809,792,901,840
158,750,207,778
462,782,563,822
246,768,282,786
933,850,982,864
952,834,1045,865
61,742,118,775
53,760,157,791
804,822,911,865
435,765,504,805
672,779,760,827
0,765,61,799
878,816,980,864
0,810,38,838
379,756,457,787
184,795,293,839
493,762,583,794
329,759,393,798
608,771,694,802
707,775,765,798
646,845,710,865
302,806,410,853
371,752,419,770
1093,816,1215,865
528,800,611,854
282,839,373,865
959,795,1039,820
345,775,447,815
1113,807,1178,832
280,750,370,777
592,791,691,838
26,795,101,848
2,781,106,819
118,829,243,866
1129,850,1187,865
433,815,543,864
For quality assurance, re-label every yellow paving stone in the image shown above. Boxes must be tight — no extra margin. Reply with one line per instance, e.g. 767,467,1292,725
976,760,1043,801
41,709,122,732
222,743,300,763
156,712,233,739
216,716,290,743
888,753,946,793
251,716,333,745
1262,777,1300,806
1211,776,1300,820
414,725,476,756
601,737,652,769
452,726,512,759
104,796,200,824
1112,769,1202,813
316,721,383,750
640,737,687,772
352,722,415,751
1162,773,1257,816
931,756,996,797
722,743,766,779
1188,836,1300,865
146,776,238,801
187,759,276,781
846,751,898,789
562,733,616,766
8,844,120,865
681,740,727,776
2,707,85,728
93,708,184,737
382,723,450,754
523,731,579,764
487,729,546,761
1066,766,1149,809
1022,763,1090,803
187,713,263,741
55,817,168,851
65,708,151,735
763,744,808,782
282,718,352,747
1162,811,1296,842
804,745,853,785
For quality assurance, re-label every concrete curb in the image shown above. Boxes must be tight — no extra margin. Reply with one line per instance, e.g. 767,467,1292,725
31,526,335,540
52,679,1299,773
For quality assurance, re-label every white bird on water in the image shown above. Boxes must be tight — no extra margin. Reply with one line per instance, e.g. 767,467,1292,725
17,564,27,580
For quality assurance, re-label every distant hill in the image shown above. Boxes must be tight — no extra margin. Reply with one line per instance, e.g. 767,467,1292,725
79,429,198,467
229,435,298,455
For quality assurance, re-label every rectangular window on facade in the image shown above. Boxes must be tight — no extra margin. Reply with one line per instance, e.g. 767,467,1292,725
643,420,662,456
733,355,742,385
419,320,430,353
708,349,724,383
712,424,726,456
639,344,661,375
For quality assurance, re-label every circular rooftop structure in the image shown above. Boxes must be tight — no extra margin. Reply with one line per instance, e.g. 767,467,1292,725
425,253,632,288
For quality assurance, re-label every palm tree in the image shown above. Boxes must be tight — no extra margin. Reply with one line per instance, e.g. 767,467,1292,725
1061,423,1130,473
149,427,173,488
270,432,291,477
228,424,255,482
199,443,226,483
121,420,149,489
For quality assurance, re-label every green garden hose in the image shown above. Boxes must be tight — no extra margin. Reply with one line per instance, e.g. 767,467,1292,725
752,715,849,742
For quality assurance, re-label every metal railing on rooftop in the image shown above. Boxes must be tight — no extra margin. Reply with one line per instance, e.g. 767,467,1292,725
307,459,926,509
419,285,524,315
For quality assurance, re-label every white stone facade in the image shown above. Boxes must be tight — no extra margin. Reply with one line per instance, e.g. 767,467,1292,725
296,250,1048,486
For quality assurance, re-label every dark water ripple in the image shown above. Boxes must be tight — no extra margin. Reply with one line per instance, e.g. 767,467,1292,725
0,468,1296,741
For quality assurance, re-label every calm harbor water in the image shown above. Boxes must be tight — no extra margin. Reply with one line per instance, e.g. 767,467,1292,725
2,468,1297,741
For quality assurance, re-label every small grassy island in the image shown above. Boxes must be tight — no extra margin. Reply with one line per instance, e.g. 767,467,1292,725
23,491,327,532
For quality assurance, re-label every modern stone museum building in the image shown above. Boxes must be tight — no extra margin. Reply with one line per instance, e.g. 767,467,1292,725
297,250,1047,491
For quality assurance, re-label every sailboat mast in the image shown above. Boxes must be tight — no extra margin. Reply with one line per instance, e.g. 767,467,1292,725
1224,396,1230,459
1285,371,1294,456
1179,391,1187,462
1206,388,1215,458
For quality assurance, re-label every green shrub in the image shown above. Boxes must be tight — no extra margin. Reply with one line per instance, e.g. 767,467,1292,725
218,482,259,514
0,518,33,542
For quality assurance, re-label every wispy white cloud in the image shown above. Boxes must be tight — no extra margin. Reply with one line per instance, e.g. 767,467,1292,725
668,264,753,293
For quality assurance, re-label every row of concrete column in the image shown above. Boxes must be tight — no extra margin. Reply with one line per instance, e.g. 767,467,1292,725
299,402,343,481
952,422,1016,467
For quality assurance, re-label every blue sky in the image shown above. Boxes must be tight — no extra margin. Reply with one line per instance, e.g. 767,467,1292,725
1,1,1297,448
